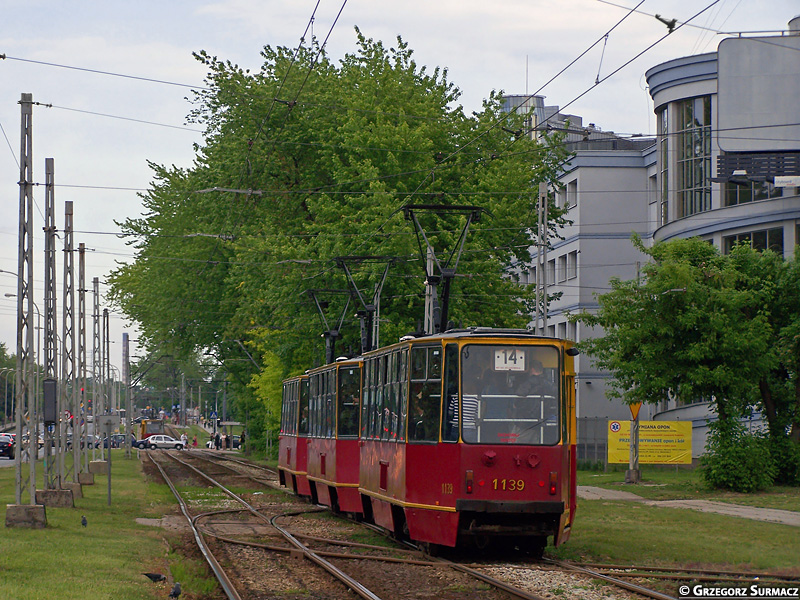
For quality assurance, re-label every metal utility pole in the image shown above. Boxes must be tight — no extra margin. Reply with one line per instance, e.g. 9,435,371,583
180,373,186,428
103,308,110,412
123,332,131,458
43,158,59,490
536,182,549,335
78,244,88,471
12,93,37,508
62,201,78,484
92,277,100,461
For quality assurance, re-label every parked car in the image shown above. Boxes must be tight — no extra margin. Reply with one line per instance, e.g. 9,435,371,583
65,434,101,450
102,434,138,448
145,434,185,450
0,433,14,459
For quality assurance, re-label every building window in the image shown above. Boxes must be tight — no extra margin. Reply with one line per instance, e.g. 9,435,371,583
658,106,669,225
566,179,578,208
724,180,781,206
567,321,577,341
558,255,567,283
547,259,556,286
676,96,712,218
556,188,567,209
723,227,784,254
566,251,577,279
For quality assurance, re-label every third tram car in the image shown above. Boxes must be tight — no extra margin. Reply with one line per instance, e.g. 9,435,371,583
279,328,577,554
278,375,311,496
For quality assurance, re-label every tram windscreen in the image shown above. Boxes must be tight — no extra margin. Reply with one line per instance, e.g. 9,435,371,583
460,344,560,445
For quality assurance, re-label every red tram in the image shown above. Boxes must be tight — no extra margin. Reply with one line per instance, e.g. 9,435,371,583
279,328,577,554
277,375,311,496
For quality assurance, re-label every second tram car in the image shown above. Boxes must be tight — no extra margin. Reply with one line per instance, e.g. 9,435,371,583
279,328,577,554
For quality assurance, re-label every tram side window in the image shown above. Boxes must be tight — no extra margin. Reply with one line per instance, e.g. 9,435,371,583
309,375,320,437
441,344,459,442
299,379,309,436
362,359,375,438
408,346,441,443
338,366,361,438
376,354,388,439
325,369,336,438
396,348,408,442
280,383,289,434
281,381,297,435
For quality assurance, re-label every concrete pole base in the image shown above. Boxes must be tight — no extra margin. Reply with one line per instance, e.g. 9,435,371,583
78,472,95,485
88,460,108,474
62,482,83,499
624,469,640,484
35,489,75,508
5,504,47,528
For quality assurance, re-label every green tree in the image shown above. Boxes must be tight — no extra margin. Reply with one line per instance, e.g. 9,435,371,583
576,237,800,487
107,29,570,444
577,236,771,421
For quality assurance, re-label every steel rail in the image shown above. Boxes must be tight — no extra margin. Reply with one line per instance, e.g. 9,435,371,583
148,453,243,600
180,452,604,600
545,558,677,600
417,554,549,600
166,451,387,600
574,562,800,582
187,450,281,488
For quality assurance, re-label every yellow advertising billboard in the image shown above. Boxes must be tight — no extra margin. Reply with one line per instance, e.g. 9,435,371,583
607,420,692,464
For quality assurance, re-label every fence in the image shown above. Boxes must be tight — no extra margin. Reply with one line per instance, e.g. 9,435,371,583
576,417,608,467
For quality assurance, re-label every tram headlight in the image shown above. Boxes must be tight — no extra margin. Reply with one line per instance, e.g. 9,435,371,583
549,471,558,495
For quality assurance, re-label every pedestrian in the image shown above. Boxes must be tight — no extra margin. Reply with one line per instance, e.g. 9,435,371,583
192,435,198,449
180,432,188,449
239,432,245,452
214,431,221,450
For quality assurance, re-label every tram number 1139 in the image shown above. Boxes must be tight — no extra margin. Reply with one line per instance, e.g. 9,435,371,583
493,478,525,491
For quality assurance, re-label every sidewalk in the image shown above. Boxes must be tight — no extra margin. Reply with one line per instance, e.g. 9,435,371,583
577,486,800,527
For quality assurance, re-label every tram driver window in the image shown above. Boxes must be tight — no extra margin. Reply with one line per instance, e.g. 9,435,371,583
461,345,560,445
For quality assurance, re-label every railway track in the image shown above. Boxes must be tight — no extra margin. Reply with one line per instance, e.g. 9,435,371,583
148,449,706,599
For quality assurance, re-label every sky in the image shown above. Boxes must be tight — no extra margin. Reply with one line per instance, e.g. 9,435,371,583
0,0,797,373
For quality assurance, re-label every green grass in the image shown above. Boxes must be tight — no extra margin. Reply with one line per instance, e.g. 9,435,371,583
556,466,800,572
0,451,197,600
578,465,800,510
550,499,800,572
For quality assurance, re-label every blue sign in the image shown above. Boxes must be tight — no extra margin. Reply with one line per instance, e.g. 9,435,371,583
210,411,217,419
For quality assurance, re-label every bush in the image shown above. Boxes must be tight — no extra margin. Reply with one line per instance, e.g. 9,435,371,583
768,435,800,486
701,419,775,492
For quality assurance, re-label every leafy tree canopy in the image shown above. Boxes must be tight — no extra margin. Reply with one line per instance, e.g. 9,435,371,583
107,29,570,431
